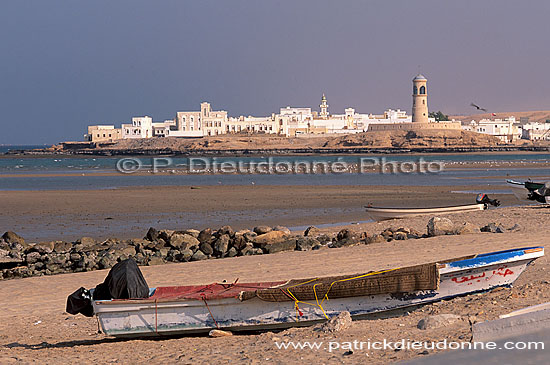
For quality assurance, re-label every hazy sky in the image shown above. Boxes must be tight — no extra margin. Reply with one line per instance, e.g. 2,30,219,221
2,0,550,144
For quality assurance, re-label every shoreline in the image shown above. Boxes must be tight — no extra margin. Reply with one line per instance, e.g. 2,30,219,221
2,143,550,158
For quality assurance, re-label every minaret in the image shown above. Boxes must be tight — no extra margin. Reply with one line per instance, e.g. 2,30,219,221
319,94,329,120
412,74,428,123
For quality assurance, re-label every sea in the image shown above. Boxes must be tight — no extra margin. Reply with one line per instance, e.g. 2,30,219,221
1,151,549,191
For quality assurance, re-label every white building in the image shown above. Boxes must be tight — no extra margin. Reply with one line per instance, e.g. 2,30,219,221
462,117,521,142
121,116,153,139
172,102,227,137
152,119,176,137
226,115,287,135
521,122,550,141
85,125,122,142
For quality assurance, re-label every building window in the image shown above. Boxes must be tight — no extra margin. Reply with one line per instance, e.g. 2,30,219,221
420,86,426,94
413,85,418,95
422,100,425,105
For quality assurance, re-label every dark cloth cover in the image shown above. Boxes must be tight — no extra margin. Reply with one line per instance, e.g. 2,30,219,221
66,287,94,317
93,258,149,300
66,259,149,316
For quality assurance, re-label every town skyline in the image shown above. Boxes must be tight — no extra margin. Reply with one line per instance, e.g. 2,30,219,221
2,1,550,144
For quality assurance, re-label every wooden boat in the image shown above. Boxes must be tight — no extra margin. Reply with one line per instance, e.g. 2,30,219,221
92,246,543,337
364,203,485,221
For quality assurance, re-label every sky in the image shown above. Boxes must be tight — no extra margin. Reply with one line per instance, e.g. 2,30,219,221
1,0,550,144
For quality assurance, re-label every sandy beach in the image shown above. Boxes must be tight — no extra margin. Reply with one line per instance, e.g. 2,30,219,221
0,205,549,364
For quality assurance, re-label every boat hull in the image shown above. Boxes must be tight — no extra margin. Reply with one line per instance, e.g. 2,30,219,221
365,204,485,221
93,247,543,337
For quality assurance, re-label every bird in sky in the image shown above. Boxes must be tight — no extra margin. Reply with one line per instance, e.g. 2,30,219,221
470,103,488,112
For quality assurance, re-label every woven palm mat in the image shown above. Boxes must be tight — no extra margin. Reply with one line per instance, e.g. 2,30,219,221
240,263,439,302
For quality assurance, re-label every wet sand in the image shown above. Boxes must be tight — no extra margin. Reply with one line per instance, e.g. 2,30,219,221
0,206,549,364
0,184,519,242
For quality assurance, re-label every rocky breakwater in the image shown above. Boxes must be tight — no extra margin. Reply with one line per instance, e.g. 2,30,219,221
0,217,516,280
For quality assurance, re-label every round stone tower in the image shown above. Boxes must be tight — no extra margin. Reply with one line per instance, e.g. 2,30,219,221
412,74,428,123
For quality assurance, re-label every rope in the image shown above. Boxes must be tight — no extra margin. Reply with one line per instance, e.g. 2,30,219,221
155,299,158,334
201,294,220,329
284,268,400,321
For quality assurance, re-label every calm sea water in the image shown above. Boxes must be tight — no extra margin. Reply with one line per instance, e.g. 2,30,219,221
0,145,50,153
0,153,548,190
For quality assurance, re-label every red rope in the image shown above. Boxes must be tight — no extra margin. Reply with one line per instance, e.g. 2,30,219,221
201,294,220,329
155,299,158,334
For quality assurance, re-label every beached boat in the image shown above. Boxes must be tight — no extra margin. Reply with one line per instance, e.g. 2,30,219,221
92,246,543,337
364,203,486,221
507,179,548,203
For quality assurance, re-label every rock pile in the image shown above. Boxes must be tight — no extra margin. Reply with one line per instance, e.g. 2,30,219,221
0,217,518,280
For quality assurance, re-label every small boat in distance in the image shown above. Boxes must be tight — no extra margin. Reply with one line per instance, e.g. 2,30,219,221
507,179,548,203
365,204,486,221
91,247,543,337
365,193,500,221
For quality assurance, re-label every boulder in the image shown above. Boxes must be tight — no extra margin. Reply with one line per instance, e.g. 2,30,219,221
235,229,251,236
179,229,200,238
70,252,81,262
98,254,117,269
217,225,235,237
169,233,200,250
145,227,159,241
197,228,213,244
455,222,480,235
213,234,230,257
316,311,352,333
253,226,272,235
191,250,208,261
53,241,73,253
333,229,360,247
199,242,214,256
295,237,320,251
177,249,194,262
253,231,288,246
381,229,393,240
316,234,332,245
76,237,96,247
32,242,56,254
304,226,321,237
2,231,26,248
393,232,408,240
158,229,174,242
364,234,387,244
239,243,254,256
0,248,11,259
262,239,297,254
273,226,291,235
247,248,264,255
480,222,505,233
209,329,233,337
243,231,257,242
417,314,461,330
48,253,69,266
427,217,455,237
231,235,248,251
226,247,238,257
25,251,42,264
